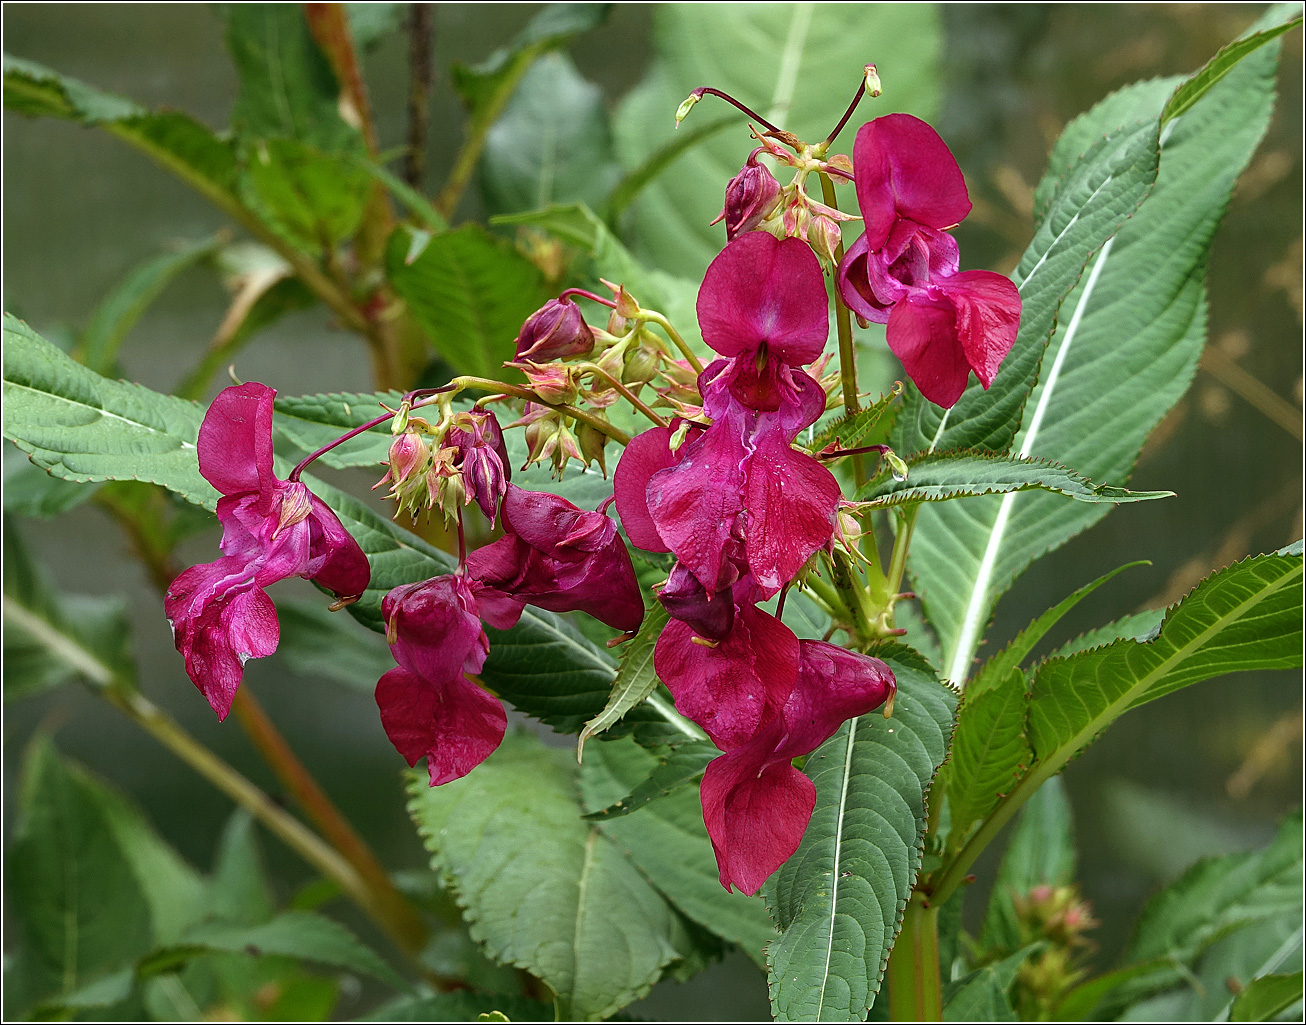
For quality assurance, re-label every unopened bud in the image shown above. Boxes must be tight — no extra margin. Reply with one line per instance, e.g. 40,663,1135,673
514,298,595,362
516,361,579,405
601,280,641,321
884,449,909,483
675,90,702,126
576,420,609,476
711,155,783,240
864,64,882,98
809,213,844,265
624,344,660,387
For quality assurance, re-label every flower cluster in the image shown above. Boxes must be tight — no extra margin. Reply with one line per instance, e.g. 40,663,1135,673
166,383,371,719
615,233,896,894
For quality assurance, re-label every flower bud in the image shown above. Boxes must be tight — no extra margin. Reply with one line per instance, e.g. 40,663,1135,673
424,447,465,524
375,431,433,517
514,298,595,362
623,343,660,387
809,213,844,266
515,361,579,406
449,410,510,526
576,420,610,476
711,155,783,240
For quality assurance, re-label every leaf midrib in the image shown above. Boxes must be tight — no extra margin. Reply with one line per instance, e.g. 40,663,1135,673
3,380,197,449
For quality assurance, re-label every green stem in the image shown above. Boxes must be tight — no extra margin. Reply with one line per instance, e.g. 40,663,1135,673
575,363,669,428
454,376,632,445
435,44,542,218
802,570,854,627
643,311,704,374
887,893,942,1021
818,172,865,486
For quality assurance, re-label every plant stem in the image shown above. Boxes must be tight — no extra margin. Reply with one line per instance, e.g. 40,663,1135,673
404,3,435,189
230,689,429,954
575,363,669,428
454,376,632,445
683,86,782,134
887,893,942,1021
642,311,704,374
819,172,865,487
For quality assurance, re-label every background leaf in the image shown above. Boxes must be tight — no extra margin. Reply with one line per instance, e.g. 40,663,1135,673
386,224,551,380
480,53,621,218
764,648,957,1021
407,730,685,1019
613,4,941,280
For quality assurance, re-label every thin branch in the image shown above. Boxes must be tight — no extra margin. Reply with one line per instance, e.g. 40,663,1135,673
405,3,435,189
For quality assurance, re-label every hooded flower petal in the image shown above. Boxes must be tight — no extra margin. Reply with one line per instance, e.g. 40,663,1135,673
852,113,971,249
936,269,1022,389
383,575,489,683
197,382,279,506
658,562,737,640
700,733,815,894
654,603,798,750
776,640,897,758
886,291,974,409
375,666,507,786
305,495,372,599
467,486,644,633
696,232,829,367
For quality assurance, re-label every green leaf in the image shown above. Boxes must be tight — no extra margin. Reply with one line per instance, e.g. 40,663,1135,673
407,730,685,1019
614,4,941,280
5,739,155,1012
907,23,1283,685
1231,971,1304,1022
943,944,1039,1022
451,4,609,115
224,4,359,152
1046,608,1165,661
940,667,1031,856
1027,550,1303,765
579,735,778,965
346,2,406,50
892,117,1161,460
1127,812,1302,969
980,778,1076,953
354,156,448,231
79,236,220,374
3,315,215,510
967,562,1148,699
579,603,668,752
3,54,242,222
138,912,408,991
855,452,1172,508
3,444,100,518
238,138,371,251
364,991,554,1021
3,518,133,701
275,597,396,691
386,224,551,380
210,810,277,927
480,53,621,218
1162,7,1303,123
764,647,957,1021
582,739,716,821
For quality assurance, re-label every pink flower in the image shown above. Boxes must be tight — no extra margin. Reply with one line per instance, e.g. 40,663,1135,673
710,150,782,239
377,575,506,786
698,640,897,894
467,485,645,633
165,383,369,720
447,409,510,525
836,113,1021,408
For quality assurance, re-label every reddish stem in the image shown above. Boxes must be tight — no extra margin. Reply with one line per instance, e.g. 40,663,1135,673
559,288,618,309
689,87,782,134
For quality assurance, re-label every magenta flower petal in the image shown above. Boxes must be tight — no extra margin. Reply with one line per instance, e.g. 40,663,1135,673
197,382,278,503
701,741,815,895
305,495,372,598
744,429,841,594
376,667,507,786
169,578,279,720
646,416,748,594
776,640,897,758
658,562,736,640
853,114,971,249
501,485,614,555
696,233,829,366
613,427,680,552
654,604,798,750
886,292,973,409
383,575,489,684
937,269,1022,389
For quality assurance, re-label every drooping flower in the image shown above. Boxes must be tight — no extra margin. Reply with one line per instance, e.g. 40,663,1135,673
376,575,506,786
468,485,644,633
165,383,370,719
696,639,897,894
836,113,1021,409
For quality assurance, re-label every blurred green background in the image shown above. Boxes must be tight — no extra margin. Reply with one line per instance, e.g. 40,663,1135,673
3,4,1301,1020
